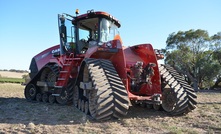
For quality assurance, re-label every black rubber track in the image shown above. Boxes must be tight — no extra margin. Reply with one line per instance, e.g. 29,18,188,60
56,78,75,105
83,58,130,120
40,64,59,85
27,64,74,105
24,64,59,102
159,64,197,115
44,64,75,105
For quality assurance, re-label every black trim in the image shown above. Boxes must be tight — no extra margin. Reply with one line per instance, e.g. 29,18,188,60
29,58,38,79
72,12,121,28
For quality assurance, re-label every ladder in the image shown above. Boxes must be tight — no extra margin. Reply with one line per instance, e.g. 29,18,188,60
54,53,75,95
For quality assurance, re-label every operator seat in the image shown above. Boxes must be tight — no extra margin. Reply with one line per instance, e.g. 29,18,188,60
78,39,89,53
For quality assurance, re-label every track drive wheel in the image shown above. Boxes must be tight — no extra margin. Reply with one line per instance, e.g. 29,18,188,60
162,88,177,112
24,84,37,101
40,64,58,86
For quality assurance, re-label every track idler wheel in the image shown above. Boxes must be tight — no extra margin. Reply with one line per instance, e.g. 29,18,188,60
36,93,42,102
153,104,161,111
42,93,49,103
24,84,37,101
49,94,55,104
56,88,69,105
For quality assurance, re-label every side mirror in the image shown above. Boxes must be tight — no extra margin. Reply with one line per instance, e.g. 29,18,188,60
60,25,67,41
59,15,67,42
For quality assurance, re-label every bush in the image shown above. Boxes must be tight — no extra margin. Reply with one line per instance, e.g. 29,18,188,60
22,74,29,79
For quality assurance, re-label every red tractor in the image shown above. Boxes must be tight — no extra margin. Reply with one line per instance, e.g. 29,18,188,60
24,9,197,120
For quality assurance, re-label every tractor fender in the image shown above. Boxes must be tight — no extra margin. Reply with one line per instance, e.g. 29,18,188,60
26,62,60,86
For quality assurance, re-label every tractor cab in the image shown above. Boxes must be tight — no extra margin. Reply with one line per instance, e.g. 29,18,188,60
58,9,121,56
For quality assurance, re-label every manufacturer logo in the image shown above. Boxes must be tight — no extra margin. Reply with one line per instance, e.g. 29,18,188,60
52,48,60,54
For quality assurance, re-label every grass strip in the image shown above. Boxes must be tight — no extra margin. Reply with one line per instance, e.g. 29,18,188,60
0,77,24,84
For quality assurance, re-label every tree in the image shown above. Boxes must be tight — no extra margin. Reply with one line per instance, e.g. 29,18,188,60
210,32,221,88
211,32,221,64
165,29,221,89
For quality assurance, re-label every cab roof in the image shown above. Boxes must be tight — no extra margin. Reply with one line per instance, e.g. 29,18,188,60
72,10,121,28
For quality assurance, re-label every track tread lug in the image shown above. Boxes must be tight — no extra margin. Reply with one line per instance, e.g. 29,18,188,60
160,64,197,115
80,58,129,120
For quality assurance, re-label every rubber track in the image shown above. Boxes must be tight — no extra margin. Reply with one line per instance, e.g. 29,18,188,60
38,64,73,105
85,58,129,120
159,64,197,115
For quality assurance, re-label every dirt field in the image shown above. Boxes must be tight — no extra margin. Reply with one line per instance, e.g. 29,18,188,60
0,71,28,78
0,83,221,134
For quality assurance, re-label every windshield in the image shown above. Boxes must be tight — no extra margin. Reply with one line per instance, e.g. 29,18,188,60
76,18,99,53
100,18,119,42
78,18,99,41
75,17,119,53
77,18,119,43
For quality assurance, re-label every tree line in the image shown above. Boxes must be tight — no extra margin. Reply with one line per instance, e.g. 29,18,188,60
0,69,28,73
163,29,221,90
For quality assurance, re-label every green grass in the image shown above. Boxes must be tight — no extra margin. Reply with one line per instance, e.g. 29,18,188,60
0,77,24,84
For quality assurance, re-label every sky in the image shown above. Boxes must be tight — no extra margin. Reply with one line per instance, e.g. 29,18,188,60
0,0,221,70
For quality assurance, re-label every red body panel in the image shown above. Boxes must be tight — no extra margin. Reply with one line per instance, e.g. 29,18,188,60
33,45,60,70
83,35,161,100
124,44,161,96
32,41,161,102
85,36,127,87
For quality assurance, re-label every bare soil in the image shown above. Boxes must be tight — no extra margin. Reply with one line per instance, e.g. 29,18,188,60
0,71,27,78
0,83,221,134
